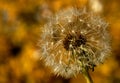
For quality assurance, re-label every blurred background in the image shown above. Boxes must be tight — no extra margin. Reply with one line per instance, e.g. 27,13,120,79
0,0,120,83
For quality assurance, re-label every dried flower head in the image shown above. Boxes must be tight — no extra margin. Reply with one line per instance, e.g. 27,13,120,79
39,7,111,78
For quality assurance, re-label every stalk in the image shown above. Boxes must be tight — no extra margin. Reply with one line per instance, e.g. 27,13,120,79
82,67,93,83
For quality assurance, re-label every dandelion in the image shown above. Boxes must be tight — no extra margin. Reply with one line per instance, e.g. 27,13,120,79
39,7,111,82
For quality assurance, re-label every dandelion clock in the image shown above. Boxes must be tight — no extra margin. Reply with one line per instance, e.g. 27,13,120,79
38,7,111,83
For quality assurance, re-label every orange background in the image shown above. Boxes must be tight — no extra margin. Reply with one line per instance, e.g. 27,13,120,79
0,0,120,83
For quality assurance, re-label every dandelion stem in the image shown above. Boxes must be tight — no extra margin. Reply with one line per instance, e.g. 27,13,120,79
82,67,93,83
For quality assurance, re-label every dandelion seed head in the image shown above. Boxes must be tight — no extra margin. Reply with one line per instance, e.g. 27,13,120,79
39,7,111,78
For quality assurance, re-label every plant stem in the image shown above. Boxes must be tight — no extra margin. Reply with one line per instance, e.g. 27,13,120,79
82,67,93,83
